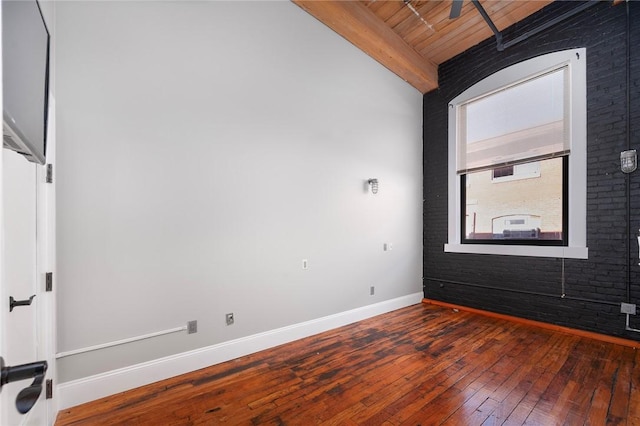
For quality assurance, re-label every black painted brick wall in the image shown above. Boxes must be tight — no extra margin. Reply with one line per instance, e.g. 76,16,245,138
423,1,640,339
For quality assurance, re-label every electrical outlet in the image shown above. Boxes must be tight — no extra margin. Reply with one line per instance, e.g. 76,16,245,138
370,286,375,296
226,313,234,325
187,320,197,334
621,302,637,315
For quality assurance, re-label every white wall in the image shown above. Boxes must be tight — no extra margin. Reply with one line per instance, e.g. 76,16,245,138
55,0,423,383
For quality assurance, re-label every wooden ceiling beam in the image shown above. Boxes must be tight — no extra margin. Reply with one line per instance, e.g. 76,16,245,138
292,0,438,93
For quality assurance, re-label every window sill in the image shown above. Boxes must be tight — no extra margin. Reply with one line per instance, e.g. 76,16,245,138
444,243,588,259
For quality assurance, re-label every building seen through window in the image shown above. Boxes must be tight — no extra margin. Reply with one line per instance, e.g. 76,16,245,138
463,157,565,243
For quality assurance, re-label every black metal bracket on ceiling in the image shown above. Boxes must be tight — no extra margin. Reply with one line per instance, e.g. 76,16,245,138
471,0,600,52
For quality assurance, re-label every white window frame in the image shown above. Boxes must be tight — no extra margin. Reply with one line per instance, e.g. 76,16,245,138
445,48,588,259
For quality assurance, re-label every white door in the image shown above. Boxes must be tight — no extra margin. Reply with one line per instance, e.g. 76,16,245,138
0,119,57,426
1,149,49,426
1,3,56,423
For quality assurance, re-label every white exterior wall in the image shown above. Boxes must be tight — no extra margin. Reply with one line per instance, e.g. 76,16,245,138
55,0,423,389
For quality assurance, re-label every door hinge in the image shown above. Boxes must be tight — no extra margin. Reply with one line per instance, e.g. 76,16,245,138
45,272,53,292
46,379,53,399
46,164,53,183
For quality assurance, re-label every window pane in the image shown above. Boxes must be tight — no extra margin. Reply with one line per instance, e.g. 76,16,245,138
464,157,564,242
492,166,513,179
457,67,568,173
466,70,564,143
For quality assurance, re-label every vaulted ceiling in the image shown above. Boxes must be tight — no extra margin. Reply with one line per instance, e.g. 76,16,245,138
292,0,555,93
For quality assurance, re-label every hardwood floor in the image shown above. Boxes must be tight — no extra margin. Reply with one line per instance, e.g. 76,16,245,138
55,303,640,425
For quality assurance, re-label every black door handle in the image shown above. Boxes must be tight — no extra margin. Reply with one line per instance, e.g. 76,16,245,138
9,295,36,312
0,357,48,414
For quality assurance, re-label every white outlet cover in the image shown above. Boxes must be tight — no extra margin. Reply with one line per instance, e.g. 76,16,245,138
621,302,637,315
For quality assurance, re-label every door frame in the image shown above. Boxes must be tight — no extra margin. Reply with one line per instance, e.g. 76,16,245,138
35,109,58,425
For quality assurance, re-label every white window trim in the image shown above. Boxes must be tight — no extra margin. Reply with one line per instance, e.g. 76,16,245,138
444,48,588,259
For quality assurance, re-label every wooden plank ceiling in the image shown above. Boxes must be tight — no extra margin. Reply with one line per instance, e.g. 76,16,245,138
293,0,554,93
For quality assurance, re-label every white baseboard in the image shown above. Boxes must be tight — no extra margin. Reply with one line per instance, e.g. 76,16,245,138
57,292,422,410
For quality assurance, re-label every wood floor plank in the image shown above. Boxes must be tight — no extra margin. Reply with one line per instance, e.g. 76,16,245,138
55,304,640,426
560,339,612,425
502,331,581,425
607,346,636,425
628,349,640,424
583,343,625,426
470,326,557,424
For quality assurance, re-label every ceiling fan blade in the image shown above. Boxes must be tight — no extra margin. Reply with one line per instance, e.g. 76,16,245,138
450,0,463,19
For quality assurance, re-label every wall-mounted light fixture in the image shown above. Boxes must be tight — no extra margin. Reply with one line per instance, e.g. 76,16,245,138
621,150,637,173
368,178,379,194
